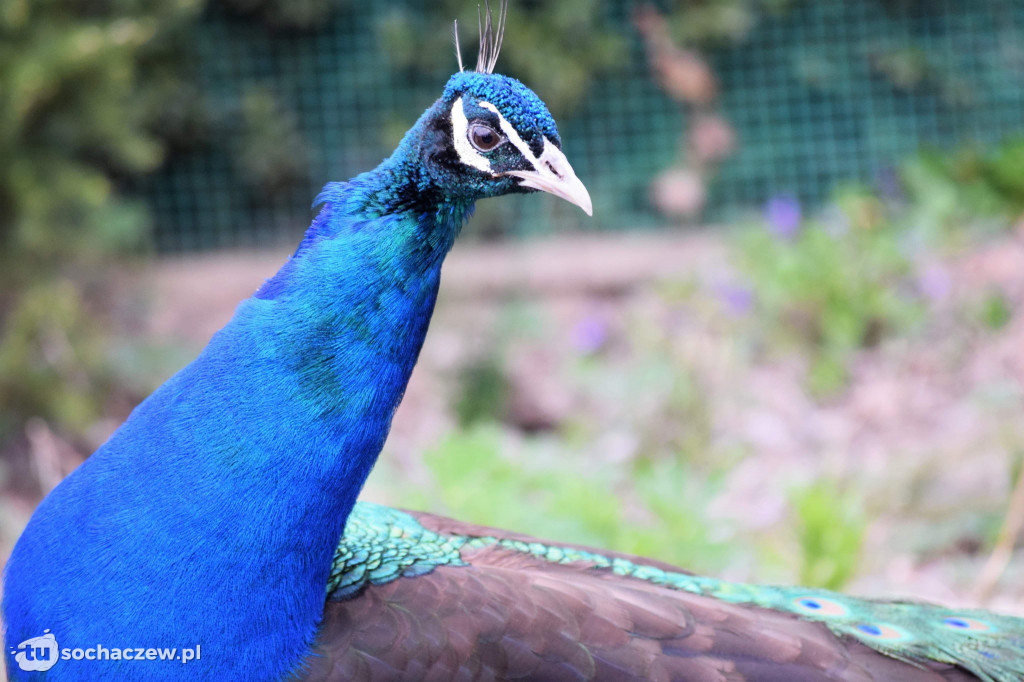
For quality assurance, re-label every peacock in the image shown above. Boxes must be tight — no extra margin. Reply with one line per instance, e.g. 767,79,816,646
5,4,1024,681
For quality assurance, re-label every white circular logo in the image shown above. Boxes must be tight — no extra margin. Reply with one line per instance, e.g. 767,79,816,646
11,630,59,672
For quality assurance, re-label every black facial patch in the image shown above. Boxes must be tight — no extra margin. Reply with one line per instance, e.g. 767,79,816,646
423,109,461,171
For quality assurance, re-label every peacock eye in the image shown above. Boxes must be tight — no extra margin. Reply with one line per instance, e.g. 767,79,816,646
468,123,503,152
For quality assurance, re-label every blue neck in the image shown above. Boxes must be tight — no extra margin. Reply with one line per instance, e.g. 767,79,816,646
3,122,473,679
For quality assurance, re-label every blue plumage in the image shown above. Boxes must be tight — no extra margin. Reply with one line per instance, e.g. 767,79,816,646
7,15,1022,680
4,68,590,680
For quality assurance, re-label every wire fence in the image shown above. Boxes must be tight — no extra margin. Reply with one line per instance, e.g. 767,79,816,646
142,0,1024,252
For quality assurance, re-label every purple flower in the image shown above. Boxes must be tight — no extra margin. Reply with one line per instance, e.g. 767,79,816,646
572,315,609,354
917,264,951,302
716,283,754,315
874,166,905,203
764,194,802,239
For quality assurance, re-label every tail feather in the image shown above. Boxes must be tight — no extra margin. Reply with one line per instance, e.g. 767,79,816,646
309,503,1024,681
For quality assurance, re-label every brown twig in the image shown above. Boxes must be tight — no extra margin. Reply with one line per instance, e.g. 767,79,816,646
975,454,1024,603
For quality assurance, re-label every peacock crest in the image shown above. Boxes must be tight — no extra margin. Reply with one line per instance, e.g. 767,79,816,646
453,0,509,74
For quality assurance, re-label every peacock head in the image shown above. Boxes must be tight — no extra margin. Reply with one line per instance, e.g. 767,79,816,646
429,71,592,215
411,1,591,216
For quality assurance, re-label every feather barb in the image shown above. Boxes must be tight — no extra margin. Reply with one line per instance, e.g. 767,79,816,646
475,0,509,74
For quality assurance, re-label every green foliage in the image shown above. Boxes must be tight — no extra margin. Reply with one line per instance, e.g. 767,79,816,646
0,0,201,442
902,141,1024,231
660,0,795,47
235,88,310,197
978,291,1013,332
736,135,1024,397
792,480,865,590
0,283,114,439
627,457,730,564
398,425,733,572
868,45,973,106
737,209,920,396
984,138,1024,209
222,0,348,31
453,353,509,428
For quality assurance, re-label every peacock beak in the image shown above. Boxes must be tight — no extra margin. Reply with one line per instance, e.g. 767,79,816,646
504,139,593,216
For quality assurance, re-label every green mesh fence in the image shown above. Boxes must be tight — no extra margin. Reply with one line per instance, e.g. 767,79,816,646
142,1,1024,252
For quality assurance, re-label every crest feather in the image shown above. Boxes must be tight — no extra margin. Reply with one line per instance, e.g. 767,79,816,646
476,0,508,74
452,1,509,74
453,19,465,72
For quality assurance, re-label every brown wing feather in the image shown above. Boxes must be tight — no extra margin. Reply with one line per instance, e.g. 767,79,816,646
297,510,977,681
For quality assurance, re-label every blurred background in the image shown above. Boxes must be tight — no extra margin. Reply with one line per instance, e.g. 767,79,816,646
3,0,1024,620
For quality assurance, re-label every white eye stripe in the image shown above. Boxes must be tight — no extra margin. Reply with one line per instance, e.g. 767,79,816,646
479,101,541,170
451,97,493,174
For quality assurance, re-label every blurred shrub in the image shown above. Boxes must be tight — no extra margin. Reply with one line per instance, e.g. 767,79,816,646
792,480,865,590
222,0,348,31
0,0,201,446
737,198,920,396
235,89,310,197
0,284,113,440
902,140,1024,238
984,139,1024,210
404,425,734,572
657,0,795,48
868,45,974,107
978,291,1013,332
453,353,509,428
736,135,1024,398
